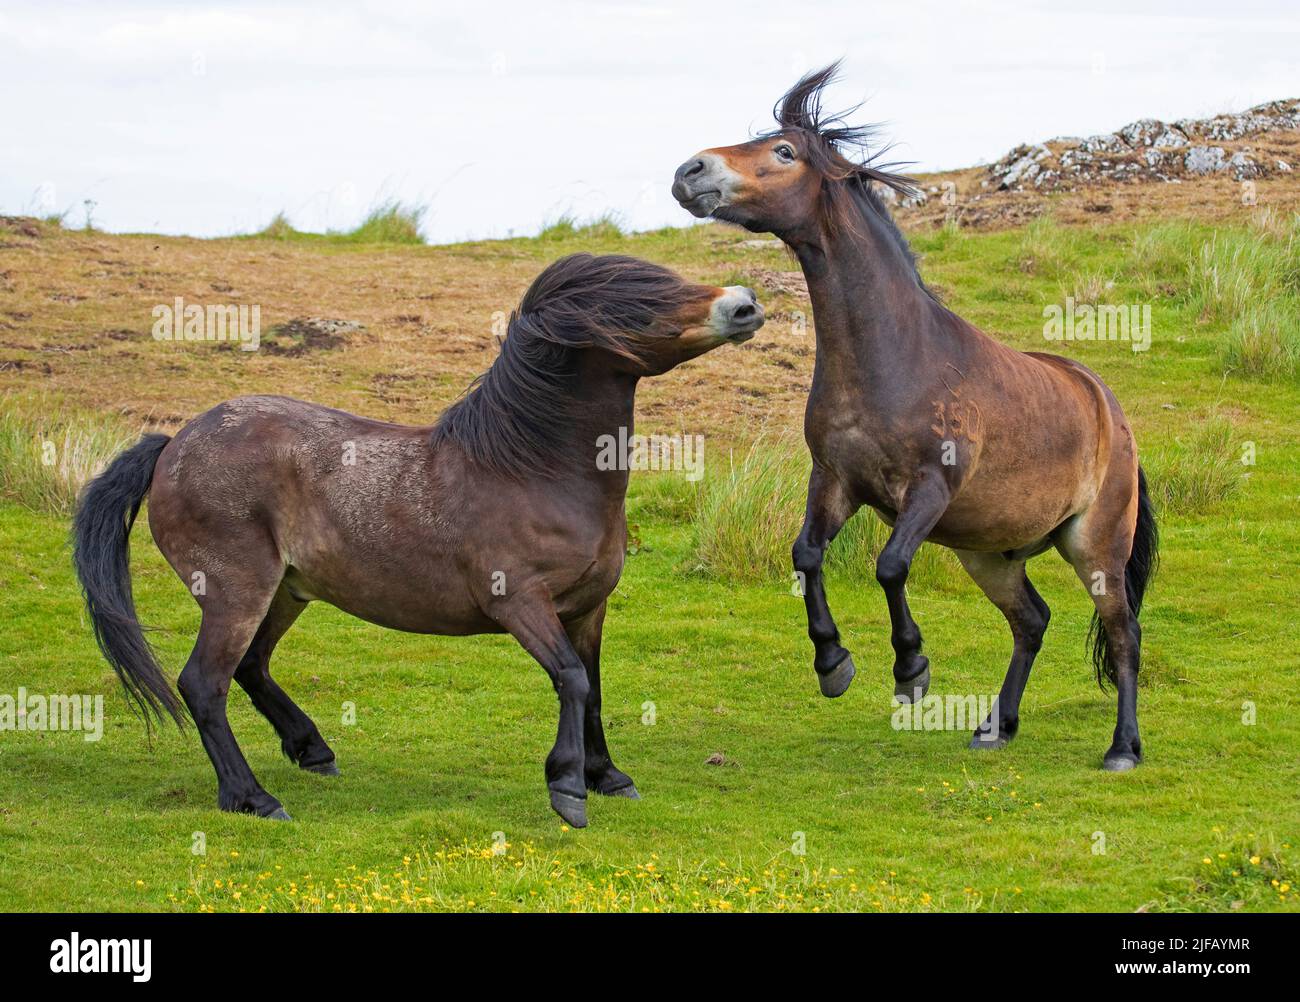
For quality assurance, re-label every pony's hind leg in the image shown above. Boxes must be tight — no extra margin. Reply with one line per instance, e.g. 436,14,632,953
1057,504,1145,772
954,550,1050,749
233,585,338,775
179,600,290,819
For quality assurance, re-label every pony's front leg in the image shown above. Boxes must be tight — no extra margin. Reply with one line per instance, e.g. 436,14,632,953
792,465,860,697
499,598,592,828
566,603,638,799
876,475,950,702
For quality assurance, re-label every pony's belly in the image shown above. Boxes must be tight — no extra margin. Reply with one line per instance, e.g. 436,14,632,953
928,483,1073,553
282,565,496,636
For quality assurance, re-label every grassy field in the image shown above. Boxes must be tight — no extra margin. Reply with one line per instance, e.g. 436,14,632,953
0,205,1297,912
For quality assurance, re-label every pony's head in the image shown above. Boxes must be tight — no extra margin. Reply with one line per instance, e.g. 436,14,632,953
671,62,917,242
433,253,763,478
509,253,763,377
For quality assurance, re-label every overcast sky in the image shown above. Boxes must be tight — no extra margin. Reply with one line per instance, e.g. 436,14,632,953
2,1,1297,242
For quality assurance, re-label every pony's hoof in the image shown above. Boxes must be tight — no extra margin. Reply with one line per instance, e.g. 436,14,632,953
1103,753,1140,772
550,791,588,828
263,806,292,821
894,658,930,703
969,731,1011,751
606,783,640,800
817,654,856,698
303,760,340,776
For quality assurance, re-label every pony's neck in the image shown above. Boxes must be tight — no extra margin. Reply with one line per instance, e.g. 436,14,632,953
787,194,945,387
561,356,639,494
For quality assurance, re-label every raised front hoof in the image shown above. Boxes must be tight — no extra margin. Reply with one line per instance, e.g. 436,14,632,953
549,790,588,828
302,759,340,776
817,654,856,698
1102,752,1141,773
969,731,1012,751
893,658,930,703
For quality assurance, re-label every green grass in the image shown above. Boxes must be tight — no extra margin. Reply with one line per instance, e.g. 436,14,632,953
536,212,625,242
251,200,427,245
1,212,1298,912
0,401,140,515
1143,414,1245,516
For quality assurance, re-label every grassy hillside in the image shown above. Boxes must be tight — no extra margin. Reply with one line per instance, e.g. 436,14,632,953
0,206,1296,912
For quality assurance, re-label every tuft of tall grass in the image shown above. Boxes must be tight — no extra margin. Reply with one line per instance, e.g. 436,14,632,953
1223,300,1300,379
1187,227,1299,324
689,437,959,588
344,200,426,244
536,212,624,242
1015,214,1075,278
252,200,427,244
627,470,701,522
1143,415,1243,516
256,211,298,240
1065,272,1115,306
0,404,140,516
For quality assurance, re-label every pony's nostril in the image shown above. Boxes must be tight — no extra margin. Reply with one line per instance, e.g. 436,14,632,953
731,303,756,321
685,159,705,178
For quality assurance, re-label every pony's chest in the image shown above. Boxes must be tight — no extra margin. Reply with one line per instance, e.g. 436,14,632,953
552,520,627,616
805,418,911,511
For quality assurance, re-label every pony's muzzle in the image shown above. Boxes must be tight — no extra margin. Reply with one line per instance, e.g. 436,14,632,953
672,154,728,217
713,286,764,341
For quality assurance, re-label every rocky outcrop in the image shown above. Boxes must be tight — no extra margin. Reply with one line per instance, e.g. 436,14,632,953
984,99,1299,192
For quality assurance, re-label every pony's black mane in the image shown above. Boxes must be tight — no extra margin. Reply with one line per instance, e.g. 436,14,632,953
431,253,709,479
764,62,938,300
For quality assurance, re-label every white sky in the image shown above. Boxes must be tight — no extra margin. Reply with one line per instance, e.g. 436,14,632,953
2,1,1297,242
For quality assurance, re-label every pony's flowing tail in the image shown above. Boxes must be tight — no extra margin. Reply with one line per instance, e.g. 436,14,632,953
72,433,188,732
1090,465,1159,688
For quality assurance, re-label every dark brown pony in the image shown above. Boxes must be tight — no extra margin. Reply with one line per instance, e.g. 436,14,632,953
673,65,1157,770
73,254,763,826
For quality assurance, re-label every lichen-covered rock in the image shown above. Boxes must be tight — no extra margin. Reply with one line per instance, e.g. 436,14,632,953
968,97,1299,195
1081,133,1127,154
1228,151,1263,180
1184,146,1228,174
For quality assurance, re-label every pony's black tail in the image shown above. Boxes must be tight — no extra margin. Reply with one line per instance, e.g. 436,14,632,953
72,433,188,732
1090,465,1159,688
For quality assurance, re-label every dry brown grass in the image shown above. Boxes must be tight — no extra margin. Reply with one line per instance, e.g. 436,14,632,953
0,223,813,445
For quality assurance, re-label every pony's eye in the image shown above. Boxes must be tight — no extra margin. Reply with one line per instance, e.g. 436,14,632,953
775,144,795,162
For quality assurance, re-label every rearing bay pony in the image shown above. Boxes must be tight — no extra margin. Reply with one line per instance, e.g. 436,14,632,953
74,254,764,826
673,65,1157,770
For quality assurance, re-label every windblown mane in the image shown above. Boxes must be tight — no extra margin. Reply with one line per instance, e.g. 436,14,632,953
431,253,710,478
764,62,938,298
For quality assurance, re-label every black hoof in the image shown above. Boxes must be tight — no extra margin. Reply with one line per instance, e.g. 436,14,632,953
303,759,340,776
549,790,588,828
605,783,640,800
1102,753,1141,772
817,653,856,698
262,806,292,821
894,658,930,703
969,731,1011,751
